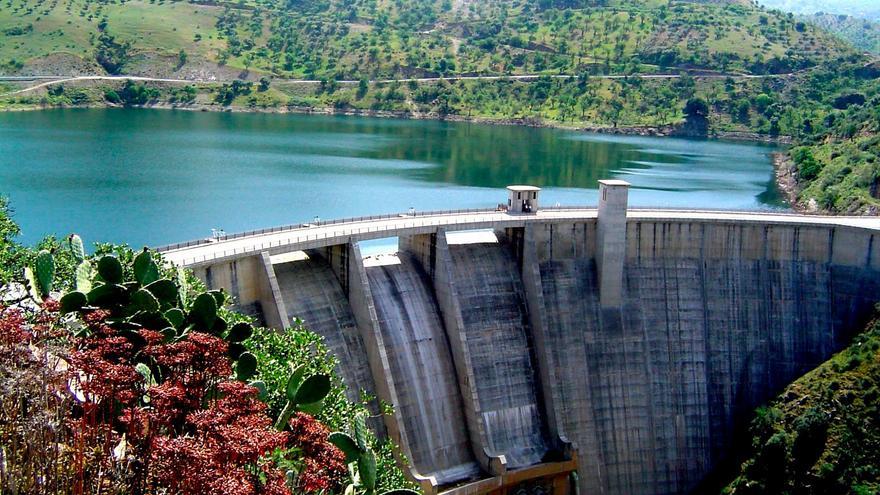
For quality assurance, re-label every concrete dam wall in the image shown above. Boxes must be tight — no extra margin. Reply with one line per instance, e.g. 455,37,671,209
174,184,880,495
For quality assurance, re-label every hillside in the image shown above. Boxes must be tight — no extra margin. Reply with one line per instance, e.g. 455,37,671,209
780,69,880,215
0,0,855,79
804,13,880,54
723,317,880,494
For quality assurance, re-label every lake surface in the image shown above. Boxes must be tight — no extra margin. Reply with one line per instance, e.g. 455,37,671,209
0,108,784,248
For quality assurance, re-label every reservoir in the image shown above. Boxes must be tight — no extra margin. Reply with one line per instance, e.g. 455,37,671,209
0,108,784,247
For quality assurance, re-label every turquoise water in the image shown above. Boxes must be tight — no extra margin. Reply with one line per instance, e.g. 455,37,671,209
0,108,784,248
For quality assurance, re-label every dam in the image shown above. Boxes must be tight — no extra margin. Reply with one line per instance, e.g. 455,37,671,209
159,182,880,495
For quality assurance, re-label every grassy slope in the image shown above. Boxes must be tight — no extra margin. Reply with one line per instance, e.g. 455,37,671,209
0,0,226,71
723,317,880,494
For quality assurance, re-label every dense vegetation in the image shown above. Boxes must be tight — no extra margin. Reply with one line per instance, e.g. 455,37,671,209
723,316,880,494
779,65,880,214
0,201,415,494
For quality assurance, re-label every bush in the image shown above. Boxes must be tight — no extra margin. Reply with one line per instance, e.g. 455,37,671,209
104,89,121,103
793,147,822,181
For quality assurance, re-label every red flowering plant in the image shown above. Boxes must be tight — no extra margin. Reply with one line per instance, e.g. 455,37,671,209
2,232,418,495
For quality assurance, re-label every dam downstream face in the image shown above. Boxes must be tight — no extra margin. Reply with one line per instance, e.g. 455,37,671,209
187,211,880,495
0,109,784,247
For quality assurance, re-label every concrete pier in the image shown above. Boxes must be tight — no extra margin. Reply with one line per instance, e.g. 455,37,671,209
596,179,629,308
164,185,880,495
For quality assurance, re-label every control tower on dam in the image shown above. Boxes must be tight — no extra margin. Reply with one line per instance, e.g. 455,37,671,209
159,182,880,495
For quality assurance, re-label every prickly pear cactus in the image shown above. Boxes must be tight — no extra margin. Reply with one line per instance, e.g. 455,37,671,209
68,234,86,263
34,249,55,297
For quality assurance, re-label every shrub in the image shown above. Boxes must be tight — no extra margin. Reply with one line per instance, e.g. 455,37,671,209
104,89,121,104
246,325,417,493
0,232,417,494
0,195,423,495
793,147,822,181
724,319,880,493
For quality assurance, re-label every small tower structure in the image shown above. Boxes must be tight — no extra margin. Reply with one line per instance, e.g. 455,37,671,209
506,185,541,214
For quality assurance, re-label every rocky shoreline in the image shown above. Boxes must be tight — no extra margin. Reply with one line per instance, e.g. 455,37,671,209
772,151,813,214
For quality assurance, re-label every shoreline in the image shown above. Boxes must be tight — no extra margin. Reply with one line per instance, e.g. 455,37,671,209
0,100,792,145
772,151,813,214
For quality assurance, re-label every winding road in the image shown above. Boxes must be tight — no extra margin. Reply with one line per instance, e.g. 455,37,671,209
0,71,790,97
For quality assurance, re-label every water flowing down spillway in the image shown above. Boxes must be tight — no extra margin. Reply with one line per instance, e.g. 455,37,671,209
273,256,376,402
447,240,549,468
366,254,481,485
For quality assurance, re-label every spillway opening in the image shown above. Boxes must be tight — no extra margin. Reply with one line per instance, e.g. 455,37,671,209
364,246,484,485
269,250,310,264
270,249,379,411
361,236,403,267
360,237,399,256
446,229,499,245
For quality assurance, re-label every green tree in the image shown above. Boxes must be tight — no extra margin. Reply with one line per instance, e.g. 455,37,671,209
684,97,709,121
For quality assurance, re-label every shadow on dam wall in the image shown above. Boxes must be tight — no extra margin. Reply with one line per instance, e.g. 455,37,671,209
191,186,880,495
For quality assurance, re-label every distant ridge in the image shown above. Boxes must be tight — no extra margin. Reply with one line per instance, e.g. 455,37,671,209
760,0,880,21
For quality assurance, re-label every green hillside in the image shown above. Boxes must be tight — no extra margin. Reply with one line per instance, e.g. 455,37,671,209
723,316,880,494
803,13,880,54
0,0,855,78
783,69,880,215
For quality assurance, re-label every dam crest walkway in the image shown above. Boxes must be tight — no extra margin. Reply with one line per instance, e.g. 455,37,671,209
158,207,880,267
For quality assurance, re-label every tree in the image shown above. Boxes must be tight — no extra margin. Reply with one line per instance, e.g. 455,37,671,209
259,77,271,92
95,33,131,74
684,97,709,122
684,97,710,135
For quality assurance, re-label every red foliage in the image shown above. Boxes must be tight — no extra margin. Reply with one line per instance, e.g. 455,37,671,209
0,306,29,349
153,331,232,380
5,295,348,495
63,312,295,495
69,330,142,406
287,412,348,492
151,382,289,495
